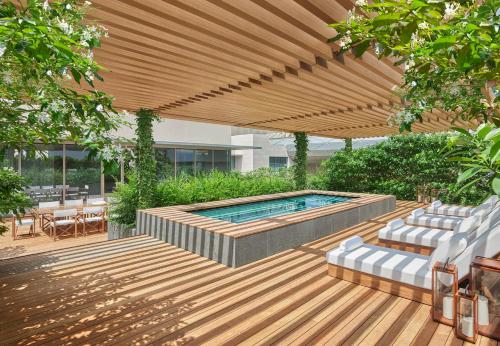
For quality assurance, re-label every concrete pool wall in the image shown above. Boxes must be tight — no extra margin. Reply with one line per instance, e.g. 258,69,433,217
132,190,396,267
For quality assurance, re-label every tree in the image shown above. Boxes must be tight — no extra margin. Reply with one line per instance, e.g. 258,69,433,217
328,0,499,193
0,168,32,234
0,0,126,231
344,138,353,152
135,108,158,209
293,132,308,190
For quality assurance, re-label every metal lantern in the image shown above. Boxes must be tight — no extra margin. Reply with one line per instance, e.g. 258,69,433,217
455,292,478,342
432,262,458,326
471,257,500,340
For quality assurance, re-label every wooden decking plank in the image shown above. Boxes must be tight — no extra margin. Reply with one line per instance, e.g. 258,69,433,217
0,200,497,345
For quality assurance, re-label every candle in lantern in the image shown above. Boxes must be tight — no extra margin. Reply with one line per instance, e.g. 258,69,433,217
461,316,474,337
443,295,454,320
478,295,489,326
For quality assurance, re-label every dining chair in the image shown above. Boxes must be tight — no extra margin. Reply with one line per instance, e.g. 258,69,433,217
50,209,78,240
38,201,60,232
64,199,84,208
86,197,105,205
80,206,106,235
11,211,37,240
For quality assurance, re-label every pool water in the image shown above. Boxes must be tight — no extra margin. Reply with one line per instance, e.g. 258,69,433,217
192,194,352,224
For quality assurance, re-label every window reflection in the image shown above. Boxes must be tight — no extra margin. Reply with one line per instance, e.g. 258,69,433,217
21,144,63,188
65,144,101,198
195,150,212,175
155,148,175,179
214,150,230,171
176,149,194,176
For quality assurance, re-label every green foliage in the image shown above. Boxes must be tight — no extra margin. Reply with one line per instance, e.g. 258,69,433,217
293,132,308,190
0,0,125,159
329,0,499,130
0,168,31,235
111,169,295,226
310,134,490,204
344,138,353,152
135,108,158,209
447,123,500,195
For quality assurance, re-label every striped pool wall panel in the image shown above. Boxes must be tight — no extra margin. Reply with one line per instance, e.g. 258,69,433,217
133,194,397,267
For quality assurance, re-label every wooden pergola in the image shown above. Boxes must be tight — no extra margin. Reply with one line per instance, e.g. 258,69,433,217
91,0,473,138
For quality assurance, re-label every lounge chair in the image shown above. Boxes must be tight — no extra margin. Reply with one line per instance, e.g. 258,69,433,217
326,221,500,304
426,195,499,217
378,205,500,253
406,201,495,230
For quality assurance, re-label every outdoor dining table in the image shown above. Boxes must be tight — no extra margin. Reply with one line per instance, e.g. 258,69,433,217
36,202,109,237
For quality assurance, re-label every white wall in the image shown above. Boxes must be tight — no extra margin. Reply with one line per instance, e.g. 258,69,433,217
232,134,289,172
114,113,232,145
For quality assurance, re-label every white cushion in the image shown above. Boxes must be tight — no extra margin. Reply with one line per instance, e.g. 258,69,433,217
427,233,468,270
426,205,473,217
431,200,442,208
406,214,462,230
54,208,77,218
51,219,76,226
379,224,453,248
483,195,499,205
453,214,481,234
411,208,425,217
83,207,104,214
339,236,363,252
80,216,103,223
326,244,432,289
471,202,494,221
386,218,405,230
15,219,34,226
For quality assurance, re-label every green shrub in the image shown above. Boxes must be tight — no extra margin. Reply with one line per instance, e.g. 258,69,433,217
310,134,490,205
111,168,295,226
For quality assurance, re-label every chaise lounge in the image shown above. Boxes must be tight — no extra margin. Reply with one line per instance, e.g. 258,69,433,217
326,221,500,304
426,195,499,217
378,205,500,254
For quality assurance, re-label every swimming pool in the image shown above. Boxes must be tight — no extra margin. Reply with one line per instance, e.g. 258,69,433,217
192,194,352,223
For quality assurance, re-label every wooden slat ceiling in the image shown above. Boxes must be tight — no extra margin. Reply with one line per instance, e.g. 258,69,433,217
90,0,474,138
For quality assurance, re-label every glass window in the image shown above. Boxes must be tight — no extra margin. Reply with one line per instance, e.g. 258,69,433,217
176,149,194,176
195,150,212,175
65,144,101,198
21,144,63,188
155,148,175,179
269,156,288,170
214,150,230,172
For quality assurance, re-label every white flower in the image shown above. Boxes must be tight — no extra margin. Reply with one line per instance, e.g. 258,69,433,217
86,50,94,61
418,22,429,30
338,33,352,48
57,19,73,35
65,4,72,10
410,32,424,48
96,104,104,112
80,40,89,47
405,59,415,70
46,70,53,77
444,2,460,21
42,0,50,11
85,70,94,81
410,81,417,87
346,10,362,24
355,0,367,6
0,44,5,57
374,43,383,56
38,112,50,123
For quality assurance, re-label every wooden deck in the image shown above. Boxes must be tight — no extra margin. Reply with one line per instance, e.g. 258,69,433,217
0,201,497,345
0,227,107,260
